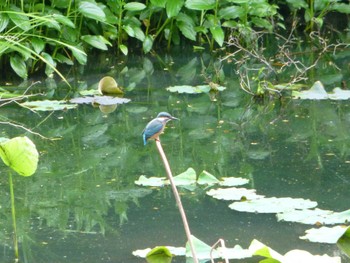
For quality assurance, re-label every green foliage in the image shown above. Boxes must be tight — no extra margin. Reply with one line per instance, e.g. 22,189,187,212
0,136,39,177
1,0,347,81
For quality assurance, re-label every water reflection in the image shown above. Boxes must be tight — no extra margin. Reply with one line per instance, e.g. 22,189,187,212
1,50,350,262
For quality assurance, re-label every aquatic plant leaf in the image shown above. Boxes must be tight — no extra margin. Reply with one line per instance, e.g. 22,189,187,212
0,13,9,32
167,85,209,93
277,208,350,225
216,245,252,260
172,167,197,185
166,0,184,18
31,37,45,54
282,250,340,263
207,187,263,201
218,177,249,187
143,35,153,54
120,44,128,55
229,197,317,213
78,1,106,22
197,170,220,185
81,35,111,50
185,0,216,10
176,13,196,41
249,239,283,261
300,226,349,244
146,246,172,263
0,136,39,176
150,0,167,7
21,100,77,111
10,55,27,79
71,46,87,65
337,226,350,258
292,81,328,100
133,246,185,258
134,175,166,187
247,149,270,160
124,2,146,11
210,26,224,47
328,87,350,100
8,8,31,31
249,239,340,263
70,96,130,106
186,235,220,259
98,76,123,95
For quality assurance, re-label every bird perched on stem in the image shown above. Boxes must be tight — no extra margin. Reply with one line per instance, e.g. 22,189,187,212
142,112,179,145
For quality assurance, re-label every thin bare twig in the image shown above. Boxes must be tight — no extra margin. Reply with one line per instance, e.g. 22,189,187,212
210,238,229,263
155,139,198,263
0,121,53,140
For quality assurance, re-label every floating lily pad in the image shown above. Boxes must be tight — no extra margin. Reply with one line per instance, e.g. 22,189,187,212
70,96,131,106
328,87,350,100
216,245,252,260
300,226,349,244
172,167,197,186
292,81,350,100
133,246,185,258
20,100,77,111
218,177,249,187
197,170,220,185
207,187,263,201
277,208,350,225
134,175,166,187
249,239,340,263
229,197,317,213
167,84,226,94
292,81,328,100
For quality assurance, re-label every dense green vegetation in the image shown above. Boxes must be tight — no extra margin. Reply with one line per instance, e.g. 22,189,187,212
1,0,349,80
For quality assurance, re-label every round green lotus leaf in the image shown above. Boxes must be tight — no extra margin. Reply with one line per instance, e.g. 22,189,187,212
0,136,39,176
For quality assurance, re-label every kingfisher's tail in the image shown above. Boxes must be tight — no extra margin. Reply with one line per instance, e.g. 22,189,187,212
143,133,147,145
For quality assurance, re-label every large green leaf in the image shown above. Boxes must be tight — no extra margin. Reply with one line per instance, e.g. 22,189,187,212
210,26,224,47
78,1,106,22
124,2,146,11
143,35,153,53
185,0,216,10
81,35,111,50
0,137,39,177
176,13,196,41
150,0,167,7
146,246,172,263
53,14,75,28
41,52,56,77
337,227,350,258
10,55,27,79
31,37,45,54
8,8,31,31
166,0,184,18
70,45,87,65
0,13,9,32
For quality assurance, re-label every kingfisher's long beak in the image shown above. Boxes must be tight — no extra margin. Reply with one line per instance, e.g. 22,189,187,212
171,116,179,120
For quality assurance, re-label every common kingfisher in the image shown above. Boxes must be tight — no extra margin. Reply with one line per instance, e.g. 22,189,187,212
142,112,179,145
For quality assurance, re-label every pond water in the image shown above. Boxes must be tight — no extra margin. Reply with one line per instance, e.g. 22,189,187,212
1,47,350,262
